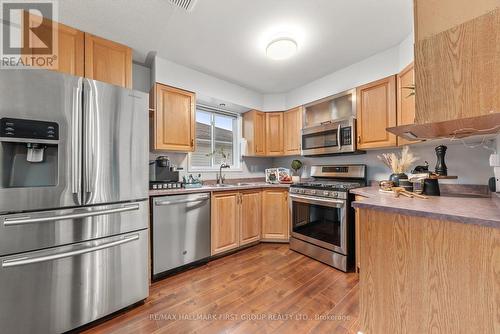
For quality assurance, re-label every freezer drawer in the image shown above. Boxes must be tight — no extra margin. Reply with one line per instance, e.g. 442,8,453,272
152,193,211,276
0,200,148,256
0,229,148,334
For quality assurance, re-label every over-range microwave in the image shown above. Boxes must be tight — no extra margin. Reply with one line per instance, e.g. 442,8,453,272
301,116,358,156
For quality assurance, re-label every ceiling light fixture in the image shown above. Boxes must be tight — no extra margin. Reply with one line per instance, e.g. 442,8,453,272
266,37,298,60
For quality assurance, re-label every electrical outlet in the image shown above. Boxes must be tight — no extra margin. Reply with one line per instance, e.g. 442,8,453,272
490,154,500,167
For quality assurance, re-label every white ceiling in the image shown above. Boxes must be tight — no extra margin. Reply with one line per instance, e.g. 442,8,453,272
58,0,413,94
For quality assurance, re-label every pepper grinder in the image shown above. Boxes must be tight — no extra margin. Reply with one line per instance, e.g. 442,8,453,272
434,145,448,176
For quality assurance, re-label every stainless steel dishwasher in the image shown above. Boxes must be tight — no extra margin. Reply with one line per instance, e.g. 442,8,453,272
152,192,211,278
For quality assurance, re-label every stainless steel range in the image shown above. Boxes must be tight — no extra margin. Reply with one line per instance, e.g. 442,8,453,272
289,164,366,272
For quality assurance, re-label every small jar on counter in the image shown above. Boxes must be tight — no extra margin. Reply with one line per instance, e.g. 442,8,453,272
412,179,424,194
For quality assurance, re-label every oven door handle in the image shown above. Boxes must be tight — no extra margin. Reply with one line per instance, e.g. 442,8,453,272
289,194,345,208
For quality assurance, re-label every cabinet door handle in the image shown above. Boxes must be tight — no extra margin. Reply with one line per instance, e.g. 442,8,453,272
191,139,194,147
357,135,361,144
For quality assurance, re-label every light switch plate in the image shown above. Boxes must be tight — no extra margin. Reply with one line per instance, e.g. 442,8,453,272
490,154,500,167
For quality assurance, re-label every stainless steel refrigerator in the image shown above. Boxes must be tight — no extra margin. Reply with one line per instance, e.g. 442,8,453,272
0,70,149,334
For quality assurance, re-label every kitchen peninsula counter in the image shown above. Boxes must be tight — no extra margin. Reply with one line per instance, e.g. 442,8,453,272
351,186,500,229
352,186,500,334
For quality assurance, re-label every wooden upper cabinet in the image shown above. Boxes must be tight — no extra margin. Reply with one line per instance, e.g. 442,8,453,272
356,76,397,149
240,190,262,246
243,108,302,157
283,107,303,155
151,83,195,152
211,192,240,255
57,25,85,77
414,0,500,41
84,33,132,88
397,63,417,145
415,7,500,123
243,110,266,156
265,112,284,156
22,12,84,76
261,189,289,240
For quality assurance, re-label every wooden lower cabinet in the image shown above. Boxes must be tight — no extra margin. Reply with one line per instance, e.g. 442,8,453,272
211,188,289,255
261,189,289,241
211,190,262,255
240,190,262,246
211,192,239,255
359,208,500,334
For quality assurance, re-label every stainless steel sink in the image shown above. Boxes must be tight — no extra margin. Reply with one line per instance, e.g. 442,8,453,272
212,183,255,187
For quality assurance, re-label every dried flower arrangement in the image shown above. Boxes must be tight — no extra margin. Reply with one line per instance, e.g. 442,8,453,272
378,146,419,173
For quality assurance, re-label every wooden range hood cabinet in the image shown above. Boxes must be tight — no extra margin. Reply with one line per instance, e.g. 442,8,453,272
388,6,500,141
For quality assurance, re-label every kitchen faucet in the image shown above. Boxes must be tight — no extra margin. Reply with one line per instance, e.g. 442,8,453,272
217,162,230,184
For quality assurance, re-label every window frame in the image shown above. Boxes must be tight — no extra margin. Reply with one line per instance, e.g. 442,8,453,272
188,104,242,172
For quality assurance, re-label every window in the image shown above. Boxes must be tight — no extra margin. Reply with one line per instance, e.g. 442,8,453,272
189,106,240,170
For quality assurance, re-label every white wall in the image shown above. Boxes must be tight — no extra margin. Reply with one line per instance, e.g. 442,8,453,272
132,63,151,92
281,36,413,109
153,56,263,110
398,34,414,70
262,94,287,111
273,140,495,185
150,33,414,112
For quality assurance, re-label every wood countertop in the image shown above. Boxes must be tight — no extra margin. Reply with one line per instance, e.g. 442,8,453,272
351,186,500,229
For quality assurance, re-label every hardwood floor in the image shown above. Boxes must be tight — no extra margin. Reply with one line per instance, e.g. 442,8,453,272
83,243,359,334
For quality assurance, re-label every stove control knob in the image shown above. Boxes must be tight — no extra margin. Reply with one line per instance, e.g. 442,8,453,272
323,191,330,196
310,190,316,195
332,192,339,198
299,189,305,194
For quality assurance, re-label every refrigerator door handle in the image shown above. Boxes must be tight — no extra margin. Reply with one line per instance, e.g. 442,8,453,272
2,234,140,268
3,204,140,226
71,82,82,205
83,79,95,204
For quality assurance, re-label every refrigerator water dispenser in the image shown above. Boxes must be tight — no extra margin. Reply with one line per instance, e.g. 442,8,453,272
0,118,59,188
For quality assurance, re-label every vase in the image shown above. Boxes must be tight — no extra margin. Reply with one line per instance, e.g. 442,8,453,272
389,173,408,186
291,175,301,184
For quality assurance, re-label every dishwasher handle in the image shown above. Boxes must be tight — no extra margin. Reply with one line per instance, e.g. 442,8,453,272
155,194,210,206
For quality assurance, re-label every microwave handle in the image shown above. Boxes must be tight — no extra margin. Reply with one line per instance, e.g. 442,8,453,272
337,124,342,150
